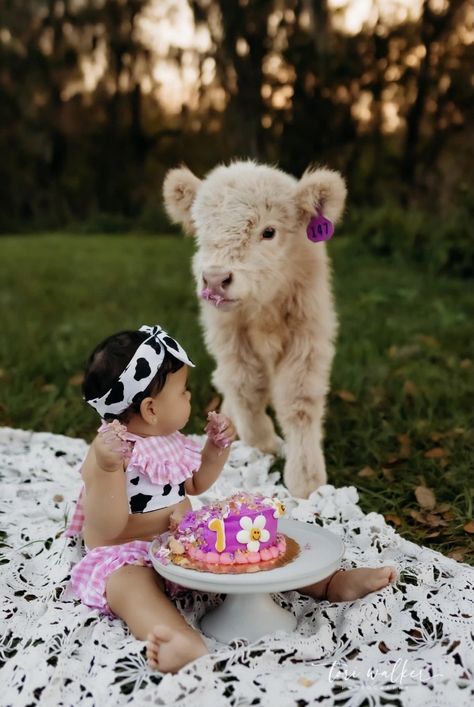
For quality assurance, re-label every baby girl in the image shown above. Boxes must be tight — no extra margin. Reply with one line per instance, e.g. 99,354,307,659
66,324,396,673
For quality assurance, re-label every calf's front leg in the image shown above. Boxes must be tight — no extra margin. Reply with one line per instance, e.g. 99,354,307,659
212,357,280,456
272,358,332,498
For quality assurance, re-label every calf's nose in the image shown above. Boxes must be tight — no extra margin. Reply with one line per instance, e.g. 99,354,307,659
202,270,233,292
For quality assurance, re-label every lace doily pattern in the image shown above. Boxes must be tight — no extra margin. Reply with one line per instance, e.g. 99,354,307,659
1,427,473,706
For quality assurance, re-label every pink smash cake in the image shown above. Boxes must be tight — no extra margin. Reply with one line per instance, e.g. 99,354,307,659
158,492,288,573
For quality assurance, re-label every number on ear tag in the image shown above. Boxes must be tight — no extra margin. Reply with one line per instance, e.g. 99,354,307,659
306,214,334,242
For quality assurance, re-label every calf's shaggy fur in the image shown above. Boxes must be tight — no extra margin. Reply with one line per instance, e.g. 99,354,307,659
163,161,346,498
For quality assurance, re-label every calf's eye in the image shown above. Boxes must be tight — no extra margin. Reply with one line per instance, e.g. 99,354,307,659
261,227,276,239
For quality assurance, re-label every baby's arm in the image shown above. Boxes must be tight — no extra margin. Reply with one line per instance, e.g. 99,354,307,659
185,414,236,496
82,423,130,541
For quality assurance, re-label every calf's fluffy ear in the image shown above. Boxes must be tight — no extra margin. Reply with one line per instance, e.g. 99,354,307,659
295,167,347,225
163,166,201,235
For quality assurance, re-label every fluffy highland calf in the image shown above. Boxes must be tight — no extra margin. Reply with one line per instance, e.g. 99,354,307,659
163,161,346,498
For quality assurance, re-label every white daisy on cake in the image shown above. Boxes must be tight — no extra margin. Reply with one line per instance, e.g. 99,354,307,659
236,515,270,552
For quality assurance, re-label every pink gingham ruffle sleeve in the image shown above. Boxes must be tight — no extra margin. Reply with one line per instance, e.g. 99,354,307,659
125,431,202,485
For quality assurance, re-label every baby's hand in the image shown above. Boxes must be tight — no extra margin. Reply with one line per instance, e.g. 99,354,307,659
204,411,237,450
169,507,185,532
94,420,132,472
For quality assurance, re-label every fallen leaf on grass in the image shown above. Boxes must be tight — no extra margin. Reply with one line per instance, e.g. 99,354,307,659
409,509,427,524
447,548,467,561
431,429,464,441
463,521,474,534
68,373,84,386
41,383,58,393
385,455,398,465
384,514,402,526
441,509,455,521
358,466,376,478
415,486,436,510
385,454,406,466
398,434,411,459
436,502,451,513
425,514,449,527
382,467,395,482
424,447,448,459
403,380,418,397
335,389,356,403
409,505,453,529
460,359,472,369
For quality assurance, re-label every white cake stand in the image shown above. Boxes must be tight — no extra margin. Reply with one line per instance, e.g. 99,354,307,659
149,519,344,643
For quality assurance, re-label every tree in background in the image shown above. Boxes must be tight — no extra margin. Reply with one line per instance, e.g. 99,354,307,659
191,0,472,201
0,0,154,224
0,0,472,229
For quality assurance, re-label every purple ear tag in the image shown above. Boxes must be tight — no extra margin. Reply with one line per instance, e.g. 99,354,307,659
306,213,334,242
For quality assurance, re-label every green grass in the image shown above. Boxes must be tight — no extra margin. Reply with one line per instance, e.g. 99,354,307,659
1,233,473,562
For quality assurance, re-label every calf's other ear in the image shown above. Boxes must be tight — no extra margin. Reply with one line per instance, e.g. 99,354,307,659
163,166,201,235
295,167,347,225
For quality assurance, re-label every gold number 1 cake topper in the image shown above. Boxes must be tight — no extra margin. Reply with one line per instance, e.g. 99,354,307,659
208,517,226,552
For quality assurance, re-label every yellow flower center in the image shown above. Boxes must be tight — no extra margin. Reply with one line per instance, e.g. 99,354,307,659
250,528,261,541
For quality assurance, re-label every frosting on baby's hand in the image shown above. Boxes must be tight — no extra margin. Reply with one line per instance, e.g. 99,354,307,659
205,411,232,449
100,419,133,457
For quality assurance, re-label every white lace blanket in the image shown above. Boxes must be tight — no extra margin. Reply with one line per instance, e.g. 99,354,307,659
1,427,473,707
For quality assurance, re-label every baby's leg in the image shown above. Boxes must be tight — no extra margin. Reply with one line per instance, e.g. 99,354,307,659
298,566,397,602
106,565,207,673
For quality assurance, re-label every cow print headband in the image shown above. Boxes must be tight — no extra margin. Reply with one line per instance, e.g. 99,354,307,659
86,324,195,418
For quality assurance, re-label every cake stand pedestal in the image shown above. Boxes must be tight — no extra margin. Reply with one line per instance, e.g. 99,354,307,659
149,519,344,644
201,591,297,643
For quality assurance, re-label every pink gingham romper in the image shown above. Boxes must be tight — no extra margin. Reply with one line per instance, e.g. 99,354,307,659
65,426,202,616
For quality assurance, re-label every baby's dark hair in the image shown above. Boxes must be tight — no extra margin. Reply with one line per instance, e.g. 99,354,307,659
82,329,184,422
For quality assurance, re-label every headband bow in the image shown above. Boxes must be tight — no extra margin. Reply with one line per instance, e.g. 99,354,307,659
86,324,194,418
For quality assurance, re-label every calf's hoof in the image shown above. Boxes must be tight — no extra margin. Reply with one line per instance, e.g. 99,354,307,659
240,430,282,456
283,465,327,499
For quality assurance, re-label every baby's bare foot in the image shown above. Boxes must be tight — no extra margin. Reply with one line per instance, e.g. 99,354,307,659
327,566,397,602
146,625,208,673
